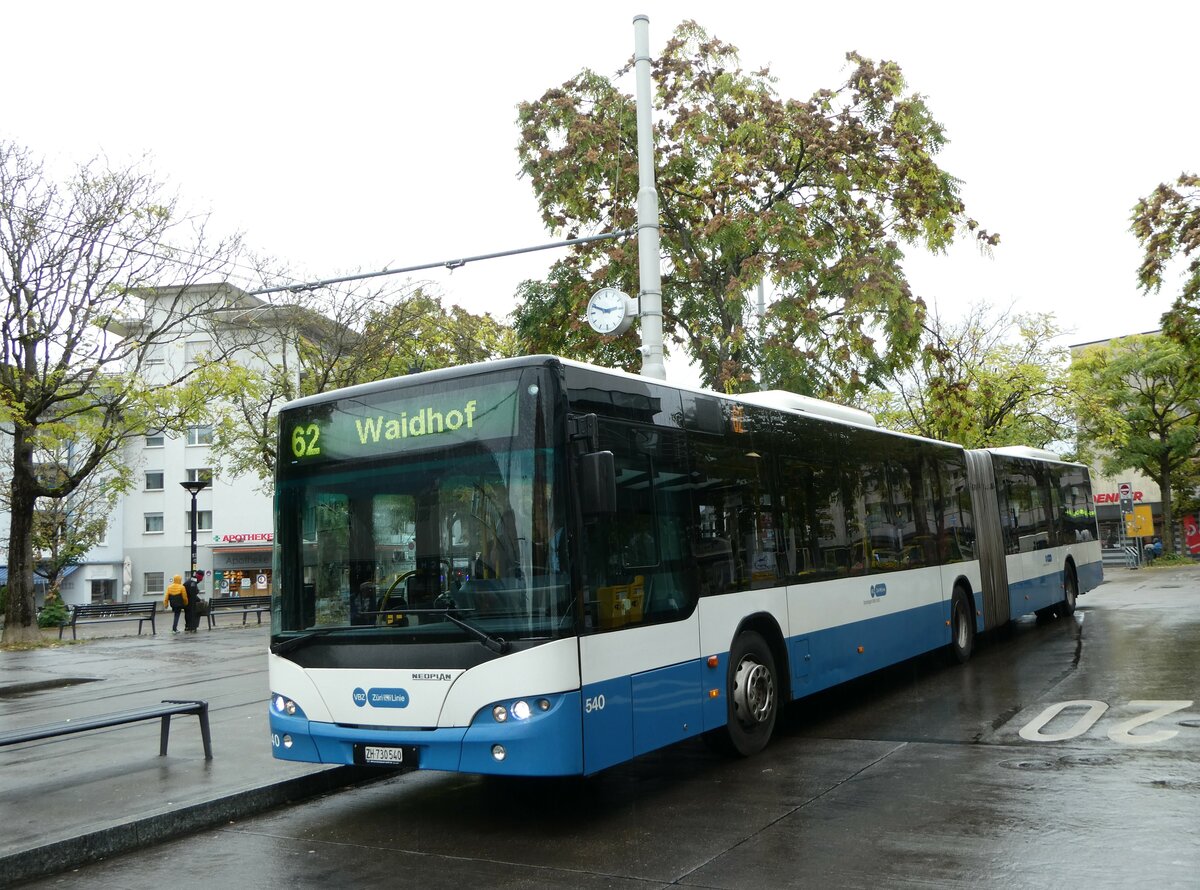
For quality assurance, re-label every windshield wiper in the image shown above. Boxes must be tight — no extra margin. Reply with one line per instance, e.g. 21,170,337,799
272,609,510,657
270,627,340,656
439,608,510,654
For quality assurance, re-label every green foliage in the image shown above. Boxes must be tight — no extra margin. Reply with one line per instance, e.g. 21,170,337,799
37,593,69,628
1072,333,1200,552
872,304,1074,449
513,22,995,397
0,139,242,643
1131,173,1200,341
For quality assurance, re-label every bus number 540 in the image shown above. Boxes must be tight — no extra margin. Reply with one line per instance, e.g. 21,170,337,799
585,695,606,714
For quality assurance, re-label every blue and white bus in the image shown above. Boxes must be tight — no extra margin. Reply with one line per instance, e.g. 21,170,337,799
268,356,1102,775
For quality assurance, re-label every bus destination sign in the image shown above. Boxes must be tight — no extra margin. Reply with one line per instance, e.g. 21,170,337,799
286,381,519,464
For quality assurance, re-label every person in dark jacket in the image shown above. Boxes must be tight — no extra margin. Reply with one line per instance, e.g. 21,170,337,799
164,574,188,634
183,573,202,633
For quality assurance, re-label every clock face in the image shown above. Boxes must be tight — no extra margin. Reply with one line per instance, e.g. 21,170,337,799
586,287,633,335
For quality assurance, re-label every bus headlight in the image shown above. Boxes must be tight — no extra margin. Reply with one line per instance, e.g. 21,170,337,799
492,705,508,723
273,694,299,716
511,700,532,721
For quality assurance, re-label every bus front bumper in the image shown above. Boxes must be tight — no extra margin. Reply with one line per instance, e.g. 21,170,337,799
268,690,583,776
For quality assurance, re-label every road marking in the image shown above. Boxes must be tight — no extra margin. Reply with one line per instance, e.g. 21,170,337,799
1019,700,1108,742
1018,699,1195,745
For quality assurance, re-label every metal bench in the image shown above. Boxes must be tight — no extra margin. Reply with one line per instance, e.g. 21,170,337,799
205,594,271,629
59,601,158,639
0,699,212,759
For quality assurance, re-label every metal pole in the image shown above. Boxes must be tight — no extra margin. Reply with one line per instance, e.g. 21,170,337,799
633,15,666,381
189,492,198,573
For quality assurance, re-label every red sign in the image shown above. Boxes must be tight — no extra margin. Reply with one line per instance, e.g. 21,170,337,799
216,532,274,543
1185,515,1200,555
1095,491,1145,504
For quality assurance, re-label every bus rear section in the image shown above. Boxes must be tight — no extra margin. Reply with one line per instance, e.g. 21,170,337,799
966,447,1103,631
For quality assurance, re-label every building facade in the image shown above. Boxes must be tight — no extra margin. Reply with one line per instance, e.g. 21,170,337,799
3,283,299,609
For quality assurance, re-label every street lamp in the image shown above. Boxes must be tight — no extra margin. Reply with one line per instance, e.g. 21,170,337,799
180,480,207,573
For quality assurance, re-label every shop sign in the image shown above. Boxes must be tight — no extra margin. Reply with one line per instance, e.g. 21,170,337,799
1094,491,1144,505
212,532,274,544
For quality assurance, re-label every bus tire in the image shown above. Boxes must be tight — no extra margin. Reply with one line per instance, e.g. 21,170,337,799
722,630,778,757
950,587,975,664
1054,567,1078,618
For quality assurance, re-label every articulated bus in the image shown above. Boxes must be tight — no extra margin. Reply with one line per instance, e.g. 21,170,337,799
268,356,1102,775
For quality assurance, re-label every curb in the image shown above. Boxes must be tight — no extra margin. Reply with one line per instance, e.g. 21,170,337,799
0,765,387,887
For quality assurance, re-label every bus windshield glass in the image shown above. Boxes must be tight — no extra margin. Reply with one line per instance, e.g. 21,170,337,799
273,369,570,645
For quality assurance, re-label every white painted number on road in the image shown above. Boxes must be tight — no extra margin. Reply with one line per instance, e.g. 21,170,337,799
1019,700,1108,742
1018,700,1194,745
1107,701,1192,745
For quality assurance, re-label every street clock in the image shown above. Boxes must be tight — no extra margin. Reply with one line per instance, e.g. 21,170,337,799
585,287,635,336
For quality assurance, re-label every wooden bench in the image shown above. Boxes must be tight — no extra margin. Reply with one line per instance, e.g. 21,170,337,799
0,699,213,759
206,594,271,629
59,601,158,639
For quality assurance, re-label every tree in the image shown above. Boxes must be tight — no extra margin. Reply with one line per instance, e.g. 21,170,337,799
514,21,995,396
1072,333,1200,552
869,303,1075,450
1131,173,1200,341
26,444,121,597
0,141,242,643
209,280,516,489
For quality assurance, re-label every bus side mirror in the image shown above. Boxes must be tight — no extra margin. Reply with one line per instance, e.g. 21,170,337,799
580,451,616,515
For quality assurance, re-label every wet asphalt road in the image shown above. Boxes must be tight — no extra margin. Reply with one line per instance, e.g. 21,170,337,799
20,568,1200,889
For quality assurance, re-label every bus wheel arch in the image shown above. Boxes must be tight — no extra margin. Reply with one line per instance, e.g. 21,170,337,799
712,616,787,757
1056,560,1079,618
949,582,976,664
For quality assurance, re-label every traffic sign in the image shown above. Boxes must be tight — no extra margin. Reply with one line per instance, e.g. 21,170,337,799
1124,504,1153,538
1118,481,1134,515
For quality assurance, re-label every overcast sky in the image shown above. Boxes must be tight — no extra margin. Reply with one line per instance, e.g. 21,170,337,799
5,1,1196,384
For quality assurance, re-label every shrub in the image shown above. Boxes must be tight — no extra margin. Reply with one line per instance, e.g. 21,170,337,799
38,593,70,628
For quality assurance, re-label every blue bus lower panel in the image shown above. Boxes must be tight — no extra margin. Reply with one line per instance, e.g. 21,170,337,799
1008,570,1062,620
272,601,962,776
1077,560,1104,593
269,691,584,776
792,600,950,697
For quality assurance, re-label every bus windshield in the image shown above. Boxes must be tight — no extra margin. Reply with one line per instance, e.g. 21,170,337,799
273,370,570,646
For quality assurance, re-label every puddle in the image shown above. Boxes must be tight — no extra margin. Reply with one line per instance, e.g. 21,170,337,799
0,678,102,699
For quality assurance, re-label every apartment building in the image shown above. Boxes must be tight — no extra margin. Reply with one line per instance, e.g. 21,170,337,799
2,283,301,609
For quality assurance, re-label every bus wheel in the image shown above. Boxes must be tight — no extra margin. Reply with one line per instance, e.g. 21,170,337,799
1055,568,1078,618
950,588,975,664
725,631,778,756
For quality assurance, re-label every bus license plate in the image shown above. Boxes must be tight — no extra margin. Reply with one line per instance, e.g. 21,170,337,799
359,745,417,767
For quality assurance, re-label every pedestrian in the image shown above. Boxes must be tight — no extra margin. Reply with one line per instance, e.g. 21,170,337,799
164,574,188,634
183,572,202,633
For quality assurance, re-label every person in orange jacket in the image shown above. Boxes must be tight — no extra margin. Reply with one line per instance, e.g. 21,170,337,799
164,574,188,634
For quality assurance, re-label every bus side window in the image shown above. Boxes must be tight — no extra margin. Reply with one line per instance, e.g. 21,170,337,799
582,424,693,631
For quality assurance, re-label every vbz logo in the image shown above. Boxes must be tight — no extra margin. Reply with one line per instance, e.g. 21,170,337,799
352,687,368,708
870,583,887,598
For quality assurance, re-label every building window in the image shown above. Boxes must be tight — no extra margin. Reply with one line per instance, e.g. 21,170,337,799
145,471,164,491
145,431,165,448
145,572,165,594
144,346,165,366
186,468,213,487
144,512,164,534
186,510,213,533
185,340,211,365
90,579,116,603
186,425,213,446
